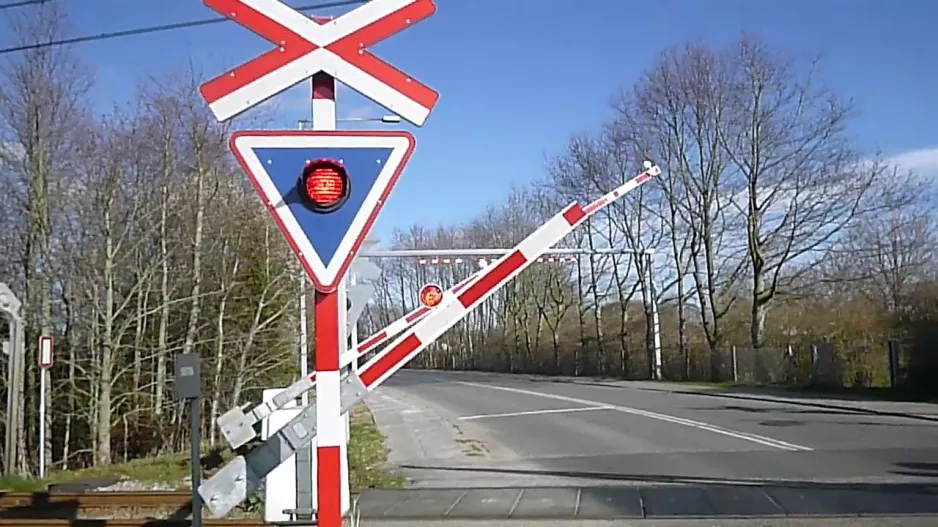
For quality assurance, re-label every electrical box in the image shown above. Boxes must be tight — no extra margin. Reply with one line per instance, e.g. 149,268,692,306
174,353,202,400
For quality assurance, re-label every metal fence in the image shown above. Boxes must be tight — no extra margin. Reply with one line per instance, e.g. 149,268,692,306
659,341,899,387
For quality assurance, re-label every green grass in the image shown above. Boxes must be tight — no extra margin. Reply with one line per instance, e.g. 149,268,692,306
348,403,407,490
0,474,45,492
1,403,406,494
0,451,201,492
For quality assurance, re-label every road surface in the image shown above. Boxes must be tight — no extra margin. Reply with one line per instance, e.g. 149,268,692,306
355,369,938,522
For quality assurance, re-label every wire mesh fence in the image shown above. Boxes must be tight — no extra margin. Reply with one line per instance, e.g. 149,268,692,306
658,341,900,387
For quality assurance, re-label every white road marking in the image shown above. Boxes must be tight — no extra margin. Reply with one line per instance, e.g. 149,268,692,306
459,406,614,421
456,381,813,452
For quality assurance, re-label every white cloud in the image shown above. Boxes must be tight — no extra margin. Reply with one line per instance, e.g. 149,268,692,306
886,147,938,179
339,105,379,121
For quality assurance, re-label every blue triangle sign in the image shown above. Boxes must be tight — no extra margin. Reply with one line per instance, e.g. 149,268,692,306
230,130,415,292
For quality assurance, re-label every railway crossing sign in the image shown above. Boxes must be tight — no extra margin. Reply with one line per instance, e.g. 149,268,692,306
229,129,415,292
199,0,440,125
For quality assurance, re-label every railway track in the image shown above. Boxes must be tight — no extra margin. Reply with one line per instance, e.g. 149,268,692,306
0,491,265,524
0,491,193,509
0,522,263,527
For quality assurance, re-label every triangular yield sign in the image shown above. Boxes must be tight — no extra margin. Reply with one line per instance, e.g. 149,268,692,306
229,130,415,292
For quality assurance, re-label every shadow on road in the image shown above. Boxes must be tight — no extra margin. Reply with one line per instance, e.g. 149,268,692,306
634,385,938,424
892,461,938,479
684,404,936,427
398,461,935,488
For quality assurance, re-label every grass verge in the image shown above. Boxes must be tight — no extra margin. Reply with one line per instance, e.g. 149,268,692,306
1,402,406,494
348,402,407,490
0,451,200,492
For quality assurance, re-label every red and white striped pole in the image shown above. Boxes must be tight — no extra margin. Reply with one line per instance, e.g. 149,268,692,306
310,68,349,527
415,256,578,266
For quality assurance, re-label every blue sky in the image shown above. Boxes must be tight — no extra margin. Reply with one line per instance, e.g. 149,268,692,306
4,0,938,242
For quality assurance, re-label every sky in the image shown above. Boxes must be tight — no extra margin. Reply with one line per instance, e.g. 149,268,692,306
3,0,938,244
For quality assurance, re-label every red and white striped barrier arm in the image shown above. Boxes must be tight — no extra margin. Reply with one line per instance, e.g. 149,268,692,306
355,163,660,392
216,163,661,447
416,256,579,265
354,271,480,355
416,257,465,265
198,163,660,515
214,268,485,449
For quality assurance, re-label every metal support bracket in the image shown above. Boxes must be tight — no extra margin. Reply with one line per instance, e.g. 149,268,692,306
200,373,368,517
217,372,319,449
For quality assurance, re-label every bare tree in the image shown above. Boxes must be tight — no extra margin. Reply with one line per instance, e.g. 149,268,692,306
621,43,745,378
719,36,894,350
0,1,93,472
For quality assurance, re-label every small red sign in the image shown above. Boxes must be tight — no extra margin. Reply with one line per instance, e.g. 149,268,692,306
38,335,54,370
419,284,443,308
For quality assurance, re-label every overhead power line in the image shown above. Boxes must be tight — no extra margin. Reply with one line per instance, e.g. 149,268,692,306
0,0,367,55
0,0,51,12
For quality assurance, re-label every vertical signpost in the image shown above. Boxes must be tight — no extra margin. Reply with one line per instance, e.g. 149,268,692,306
37,336,53,478
174,354,203,527
0,283,23,475
196,1,438,525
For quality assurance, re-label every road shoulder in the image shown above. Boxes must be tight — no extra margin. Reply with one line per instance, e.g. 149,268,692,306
367,385,526,487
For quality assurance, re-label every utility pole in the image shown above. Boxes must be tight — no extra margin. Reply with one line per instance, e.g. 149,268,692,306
0,283,24,474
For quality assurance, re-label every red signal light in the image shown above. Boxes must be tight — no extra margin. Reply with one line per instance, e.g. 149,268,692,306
419,284,443,308
300,159,350,213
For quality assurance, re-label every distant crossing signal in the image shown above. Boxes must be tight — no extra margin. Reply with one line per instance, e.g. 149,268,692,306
419,284,443,308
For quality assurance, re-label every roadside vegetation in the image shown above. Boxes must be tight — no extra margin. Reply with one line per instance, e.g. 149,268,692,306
0,404,402,495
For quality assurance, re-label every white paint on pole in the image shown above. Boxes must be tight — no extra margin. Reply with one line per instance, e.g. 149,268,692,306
311,73,351,517
298,276,310,407
38,335,53,478
359,247,640,258
296,121,311,409
348,271,360,373
261,388,308,523
646,251,663,380
1,283,23,474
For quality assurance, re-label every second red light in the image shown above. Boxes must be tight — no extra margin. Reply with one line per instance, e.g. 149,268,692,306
419,284,443,308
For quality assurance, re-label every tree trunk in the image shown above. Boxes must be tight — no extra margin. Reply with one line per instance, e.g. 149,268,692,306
210,253,239,446
95,199,117,466
155,180,170,417
181,165,207,357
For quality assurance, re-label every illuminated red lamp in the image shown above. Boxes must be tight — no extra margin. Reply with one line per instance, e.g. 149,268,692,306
419,284,444,308
299,159,350,213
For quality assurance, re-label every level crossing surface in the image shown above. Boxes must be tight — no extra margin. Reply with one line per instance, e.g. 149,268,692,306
355,369,938,521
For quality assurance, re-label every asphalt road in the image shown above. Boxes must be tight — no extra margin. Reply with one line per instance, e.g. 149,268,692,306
358,369,938,522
